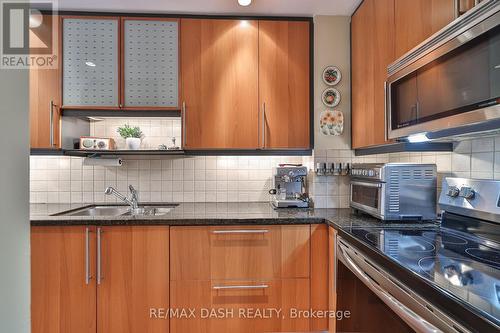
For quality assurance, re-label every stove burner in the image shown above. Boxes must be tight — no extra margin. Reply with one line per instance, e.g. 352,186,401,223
364,232,380,244
422,232,468,246
465,248,500,268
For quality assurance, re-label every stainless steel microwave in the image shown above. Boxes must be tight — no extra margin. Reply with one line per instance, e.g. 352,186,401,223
386,0,500,141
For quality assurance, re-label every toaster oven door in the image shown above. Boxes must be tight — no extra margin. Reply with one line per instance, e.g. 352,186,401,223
350,180,385,219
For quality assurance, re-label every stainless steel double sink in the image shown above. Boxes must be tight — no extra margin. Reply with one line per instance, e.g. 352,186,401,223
52,204,178,217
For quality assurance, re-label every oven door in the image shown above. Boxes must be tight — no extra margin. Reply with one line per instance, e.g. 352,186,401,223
350,180,385,219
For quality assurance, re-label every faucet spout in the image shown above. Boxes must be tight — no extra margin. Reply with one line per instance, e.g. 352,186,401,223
104,186,138,210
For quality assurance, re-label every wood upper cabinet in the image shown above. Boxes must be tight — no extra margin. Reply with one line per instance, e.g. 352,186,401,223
352,0,394,149
181,18,260,149
394,0,456,58
351,0,455,149
30,14,61,149
31,226,96,333
258,21,311,149
97,226,169,333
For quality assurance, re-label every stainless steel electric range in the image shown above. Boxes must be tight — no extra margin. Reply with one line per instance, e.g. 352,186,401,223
337,178,500,332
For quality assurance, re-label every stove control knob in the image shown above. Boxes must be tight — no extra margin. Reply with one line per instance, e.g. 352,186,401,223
368,170,375,177
459,187,475,200
446,186,460,198
362,170,368,176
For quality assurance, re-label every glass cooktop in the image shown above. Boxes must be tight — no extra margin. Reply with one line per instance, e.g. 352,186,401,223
348,224,500,326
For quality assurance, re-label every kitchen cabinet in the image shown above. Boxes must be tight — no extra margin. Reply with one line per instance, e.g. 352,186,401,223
351,0,456,149
30,14,61,149
351,0,394,149
31,226,96,333
394,0,456,58
181,18,260,149
181,18,311,150
170,225,313,332
61,16,120,109
258,21,310,149
122,18,179,109
31,226,169,333
97,226,169,333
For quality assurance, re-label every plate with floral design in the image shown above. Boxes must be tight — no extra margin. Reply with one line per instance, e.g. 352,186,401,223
319,110,344,136
322,88,341,107
322,66,342,86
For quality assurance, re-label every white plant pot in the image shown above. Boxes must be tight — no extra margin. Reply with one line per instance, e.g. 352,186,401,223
125,137,141,150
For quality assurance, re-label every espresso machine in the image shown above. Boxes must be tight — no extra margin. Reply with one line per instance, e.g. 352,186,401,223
269,165,310,208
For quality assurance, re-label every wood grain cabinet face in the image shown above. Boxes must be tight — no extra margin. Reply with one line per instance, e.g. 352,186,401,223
258,21,311,149
97,226,169,333
31,226,96,333
394,0,456,58
170,225,310,281
169,225,312,333
30,14,61,149
181,18,260,149
351,0,455,149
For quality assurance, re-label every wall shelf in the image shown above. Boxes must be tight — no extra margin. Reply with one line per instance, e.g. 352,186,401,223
63,149,185,157
61,109,181,118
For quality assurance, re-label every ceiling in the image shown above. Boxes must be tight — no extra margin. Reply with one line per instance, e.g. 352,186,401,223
58,0,363,16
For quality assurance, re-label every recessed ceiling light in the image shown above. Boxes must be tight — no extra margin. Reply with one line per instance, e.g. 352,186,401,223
238,0,252,7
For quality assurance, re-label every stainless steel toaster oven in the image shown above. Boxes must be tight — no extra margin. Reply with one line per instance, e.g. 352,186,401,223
349,163,437,221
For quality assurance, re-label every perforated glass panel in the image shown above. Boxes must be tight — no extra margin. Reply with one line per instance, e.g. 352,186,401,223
63,18,119,106
124,20,179,108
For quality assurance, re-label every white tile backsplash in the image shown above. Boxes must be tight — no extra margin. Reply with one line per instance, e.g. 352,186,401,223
30,135,500,208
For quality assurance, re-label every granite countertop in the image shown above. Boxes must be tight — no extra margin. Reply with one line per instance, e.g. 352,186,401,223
30,202,438,230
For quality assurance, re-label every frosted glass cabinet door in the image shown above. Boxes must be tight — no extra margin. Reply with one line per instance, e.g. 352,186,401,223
62,17,119,107
123,19,179,108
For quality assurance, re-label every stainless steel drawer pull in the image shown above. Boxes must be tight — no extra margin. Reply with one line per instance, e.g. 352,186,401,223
97,227,102,285
85,227,91,285
213,284,269,290
212,229,269,234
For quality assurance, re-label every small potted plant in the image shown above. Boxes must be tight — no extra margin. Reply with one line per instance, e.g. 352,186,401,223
117,124,143,150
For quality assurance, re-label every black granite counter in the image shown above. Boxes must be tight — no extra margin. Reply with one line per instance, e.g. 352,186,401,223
30,202,437,229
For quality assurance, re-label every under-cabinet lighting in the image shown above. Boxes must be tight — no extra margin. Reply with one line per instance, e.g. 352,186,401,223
85,61,96,67
238,0,252,6
407,133,430,143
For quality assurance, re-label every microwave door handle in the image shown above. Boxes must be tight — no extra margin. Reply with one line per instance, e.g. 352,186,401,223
338,244,441,333
351,181,382,188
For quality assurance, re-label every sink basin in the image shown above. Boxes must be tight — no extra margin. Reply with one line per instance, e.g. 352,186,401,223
52,204,177,217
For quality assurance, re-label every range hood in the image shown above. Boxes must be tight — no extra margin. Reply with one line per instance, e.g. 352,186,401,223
386,0,500,143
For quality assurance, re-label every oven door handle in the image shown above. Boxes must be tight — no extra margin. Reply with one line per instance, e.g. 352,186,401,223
350,181,383,188
338,243,441,333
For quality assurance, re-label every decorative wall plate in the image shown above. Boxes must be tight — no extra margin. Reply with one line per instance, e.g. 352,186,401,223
319,110,344,136
322,88,341,107
322,66,342,86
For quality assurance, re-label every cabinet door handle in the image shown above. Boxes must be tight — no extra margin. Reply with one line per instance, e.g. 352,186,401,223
182,101,186,147
213,284,269,290
85,227,91,285
212,229,269,234
49,100,54,147
454,0,460,18
384,81,388,142
261,103,266,149
97,227,102,285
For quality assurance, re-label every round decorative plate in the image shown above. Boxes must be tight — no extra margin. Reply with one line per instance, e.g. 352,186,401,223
322,66,342,86
322,88,341,107
319,110,344,136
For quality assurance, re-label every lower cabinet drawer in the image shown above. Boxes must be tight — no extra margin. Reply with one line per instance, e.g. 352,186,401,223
170,279,310,333
170,225,310,281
